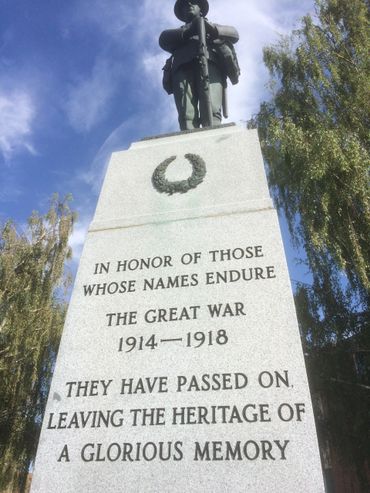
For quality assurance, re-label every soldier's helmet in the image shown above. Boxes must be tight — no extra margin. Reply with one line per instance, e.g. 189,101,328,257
174,0,210,21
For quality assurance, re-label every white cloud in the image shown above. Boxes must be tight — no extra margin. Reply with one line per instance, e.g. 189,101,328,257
0,89,36,162
70,0,173,45
69,215,90,262
207,0,316,121
65,58,122,133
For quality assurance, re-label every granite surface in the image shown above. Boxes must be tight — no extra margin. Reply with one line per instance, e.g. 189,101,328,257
31,126,325,492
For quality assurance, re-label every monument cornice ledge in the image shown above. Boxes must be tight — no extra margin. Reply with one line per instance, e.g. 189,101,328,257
129,123,247,149
139,122,237,141
89,198,274,232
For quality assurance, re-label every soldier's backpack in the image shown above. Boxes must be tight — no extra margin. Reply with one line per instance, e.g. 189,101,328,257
215,41,240,85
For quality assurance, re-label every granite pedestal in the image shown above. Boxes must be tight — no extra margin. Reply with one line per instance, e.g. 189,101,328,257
32,125,325,492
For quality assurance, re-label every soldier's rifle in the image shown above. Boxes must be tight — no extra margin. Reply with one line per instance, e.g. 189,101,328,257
196,16,213,127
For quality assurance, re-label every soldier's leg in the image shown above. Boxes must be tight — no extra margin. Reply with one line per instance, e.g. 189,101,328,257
172,64,200,130
198,62,223,127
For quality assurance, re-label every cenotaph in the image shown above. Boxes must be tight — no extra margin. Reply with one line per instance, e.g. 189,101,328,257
31,1,325,491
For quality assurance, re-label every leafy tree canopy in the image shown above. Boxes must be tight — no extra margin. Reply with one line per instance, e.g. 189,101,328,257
251,0,369,309
0,196,75,492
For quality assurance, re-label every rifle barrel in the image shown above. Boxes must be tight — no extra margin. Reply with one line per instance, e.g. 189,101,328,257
197,17,213,127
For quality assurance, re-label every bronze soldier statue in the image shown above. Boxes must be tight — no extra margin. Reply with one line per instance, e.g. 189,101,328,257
159,0,240,130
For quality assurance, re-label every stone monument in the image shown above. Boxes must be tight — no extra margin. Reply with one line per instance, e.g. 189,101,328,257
31,2,325,492
31,124,325,492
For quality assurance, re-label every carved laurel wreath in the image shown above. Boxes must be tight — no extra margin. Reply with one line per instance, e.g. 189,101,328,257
152,153,207,195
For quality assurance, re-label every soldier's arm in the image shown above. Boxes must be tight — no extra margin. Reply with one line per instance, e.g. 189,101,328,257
159,28,187,53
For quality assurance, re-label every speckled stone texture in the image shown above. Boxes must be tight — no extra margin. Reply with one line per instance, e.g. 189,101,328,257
31,126,325,493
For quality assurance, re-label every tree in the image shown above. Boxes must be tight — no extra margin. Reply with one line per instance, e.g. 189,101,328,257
250,0,369,488
0,196,75,492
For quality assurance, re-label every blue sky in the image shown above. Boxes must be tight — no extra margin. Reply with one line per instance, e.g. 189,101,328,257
0,0,316,280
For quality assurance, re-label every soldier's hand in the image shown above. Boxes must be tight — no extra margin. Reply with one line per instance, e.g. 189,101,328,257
205,20,218,39
182,19,198,40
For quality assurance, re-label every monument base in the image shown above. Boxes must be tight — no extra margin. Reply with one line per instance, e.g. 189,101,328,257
32,125,325,492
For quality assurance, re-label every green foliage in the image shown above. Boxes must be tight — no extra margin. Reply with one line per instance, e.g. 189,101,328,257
0,196,75,491
250,0,370,486
251,0,370,298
